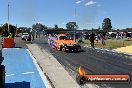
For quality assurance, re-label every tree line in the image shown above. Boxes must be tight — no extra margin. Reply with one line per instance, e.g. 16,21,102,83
0,23,16,37
0,18,131,37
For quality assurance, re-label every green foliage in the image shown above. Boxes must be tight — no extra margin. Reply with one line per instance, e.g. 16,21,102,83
0,23,16,37
98,26,101,30
32,23,47,35
78,39,84,44
0,27,3,35
66,22,78,30
32,23,47,31
102,18,112,31
54,24,58,29
17,29,23,34
17,27,31,34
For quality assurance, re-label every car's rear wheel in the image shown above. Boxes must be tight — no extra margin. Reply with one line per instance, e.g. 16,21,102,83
62,47,66,52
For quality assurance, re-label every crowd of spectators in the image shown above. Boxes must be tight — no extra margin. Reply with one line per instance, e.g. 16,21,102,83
82,31,132,47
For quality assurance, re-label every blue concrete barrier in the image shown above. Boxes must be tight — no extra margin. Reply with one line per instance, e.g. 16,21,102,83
2,48,46,88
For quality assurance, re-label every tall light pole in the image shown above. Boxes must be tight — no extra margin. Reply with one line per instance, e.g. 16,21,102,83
15,24,17,35
74,7,77,42
8,3,10,33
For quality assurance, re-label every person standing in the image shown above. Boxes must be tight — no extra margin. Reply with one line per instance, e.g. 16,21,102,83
8,33,13,38
95,35,99,44
32,30,35,41
101,33,106,46
90,32,95,48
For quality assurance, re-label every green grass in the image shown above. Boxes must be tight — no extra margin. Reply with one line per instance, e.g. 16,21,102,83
78,39,132,49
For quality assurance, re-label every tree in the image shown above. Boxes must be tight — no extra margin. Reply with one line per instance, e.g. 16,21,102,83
0,26,2,35
32,23,47,38
17,27,31,33
54,24,58,29
1,23,16,37
17,28,23,34
66,22,78,30
98,26,101,30
102,18,112,31
32,23,47,31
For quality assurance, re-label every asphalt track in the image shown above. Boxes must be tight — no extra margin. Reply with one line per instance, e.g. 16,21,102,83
35,37,132,88
1,37,131,88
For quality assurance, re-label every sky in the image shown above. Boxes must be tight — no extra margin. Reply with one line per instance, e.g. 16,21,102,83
0,0,132,29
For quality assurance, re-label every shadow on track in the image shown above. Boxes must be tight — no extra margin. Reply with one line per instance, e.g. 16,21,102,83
4,81,30,88
66,49,85,53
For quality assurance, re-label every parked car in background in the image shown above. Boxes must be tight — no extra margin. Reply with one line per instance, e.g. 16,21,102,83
21,33,30,41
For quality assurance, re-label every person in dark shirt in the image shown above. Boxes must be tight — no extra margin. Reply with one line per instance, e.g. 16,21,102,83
90,32,95,48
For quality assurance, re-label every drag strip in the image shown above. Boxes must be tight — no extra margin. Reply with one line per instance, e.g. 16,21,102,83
35,37,132,88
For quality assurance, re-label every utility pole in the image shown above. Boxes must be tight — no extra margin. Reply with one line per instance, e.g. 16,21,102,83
74,7,77,42
15,24,17,35
8,3,10,33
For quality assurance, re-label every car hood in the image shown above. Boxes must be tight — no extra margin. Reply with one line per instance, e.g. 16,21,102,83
60,40,76,45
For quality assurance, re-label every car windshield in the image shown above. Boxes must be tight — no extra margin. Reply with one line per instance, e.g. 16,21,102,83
59,36,69,40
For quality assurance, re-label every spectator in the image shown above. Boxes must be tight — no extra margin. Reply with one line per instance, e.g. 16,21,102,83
100,33,106,46
32,29,35,41
89,32,95,48
8,33,13,38
95,35,99,44
29,34,32,43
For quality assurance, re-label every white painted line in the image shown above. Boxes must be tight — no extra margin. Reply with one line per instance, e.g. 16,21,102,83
6,72,35,77
6,74,15,77
16,48,21,50
22,72,35,75
27,49,52,88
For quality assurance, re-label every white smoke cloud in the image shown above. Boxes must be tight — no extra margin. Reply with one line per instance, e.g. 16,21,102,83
76,0,82,4
75,0,85,4
85,1,96,6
